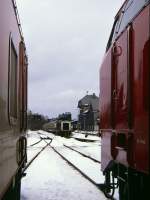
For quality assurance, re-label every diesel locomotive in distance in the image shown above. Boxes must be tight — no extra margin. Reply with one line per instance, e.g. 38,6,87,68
99,0,150,199
43,113,72,137
0,0,28,199
43,120,72,137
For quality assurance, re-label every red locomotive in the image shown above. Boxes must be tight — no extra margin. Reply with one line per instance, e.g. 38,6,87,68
99,0,150,199
0,0,27,199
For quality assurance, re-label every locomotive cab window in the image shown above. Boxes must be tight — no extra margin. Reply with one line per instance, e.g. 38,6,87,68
9,37,18,122
63,123,69,131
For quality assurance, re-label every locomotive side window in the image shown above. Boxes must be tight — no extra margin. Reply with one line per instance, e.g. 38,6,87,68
106,0,149,51
106,5,125,51
106,18,119,51
9,38,18,120
117,0,148,36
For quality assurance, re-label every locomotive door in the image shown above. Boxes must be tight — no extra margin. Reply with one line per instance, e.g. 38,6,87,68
112,29,130,130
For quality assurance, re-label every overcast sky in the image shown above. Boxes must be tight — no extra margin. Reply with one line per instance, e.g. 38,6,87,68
16,0,124,119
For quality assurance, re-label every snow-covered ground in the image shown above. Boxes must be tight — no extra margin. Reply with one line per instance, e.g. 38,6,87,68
53,146,104,184
38,130,101,163
21,130,107,200
21,130,119,200
26,130,48,161
21,148,106,200
26,130,103,184
71,131,100,142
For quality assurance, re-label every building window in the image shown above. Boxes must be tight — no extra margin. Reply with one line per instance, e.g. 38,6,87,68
9,36,18,120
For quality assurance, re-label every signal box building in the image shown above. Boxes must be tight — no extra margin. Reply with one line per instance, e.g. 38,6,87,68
78,93,99,131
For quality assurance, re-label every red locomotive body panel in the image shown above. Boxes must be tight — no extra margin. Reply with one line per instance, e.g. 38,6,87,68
100,0,150,174
100,1,150,199
100,48,112,130
132,5,150,173
100,48,114,170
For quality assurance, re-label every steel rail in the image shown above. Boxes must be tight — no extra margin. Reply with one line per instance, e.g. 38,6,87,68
37,132,101,163
38,132,101,163
22,140,52,173
38,132,101,164
27,139,43,147
48,144,105,194
63,144,101,163
41,138,104,191
33,132,107,196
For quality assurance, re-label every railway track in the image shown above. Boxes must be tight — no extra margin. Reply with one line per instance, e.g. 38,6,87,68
23,139,52,173
63,144,101,163
24,132,105,196
38,132,104,187
38,131,101,163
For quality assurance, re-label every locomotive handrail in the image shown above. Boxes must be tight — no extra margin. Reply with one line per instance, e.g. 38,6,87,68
112,45,122,57
127,24,133,128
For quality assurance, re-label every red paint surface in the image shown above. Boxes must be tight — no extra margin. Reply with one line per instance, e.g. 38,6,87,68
132,6,150,173
100,5,150,174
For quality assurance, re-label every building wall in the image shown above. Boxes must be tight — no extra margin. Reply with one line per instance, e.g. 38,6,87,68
78,94,99,131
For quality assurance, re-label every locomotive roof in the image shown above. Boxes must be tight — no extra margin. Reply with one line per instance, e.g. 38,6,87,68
12,0,28,61
12,0,24,40
115,0,127,19
115,0,150,19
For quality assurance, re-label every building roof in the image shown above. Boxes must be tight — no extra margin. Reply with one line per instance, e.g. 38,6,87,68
78,93,99,111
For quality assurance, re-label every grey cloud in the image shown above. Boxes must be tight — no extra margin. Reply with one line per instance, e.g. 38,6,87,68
17,0,124,118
